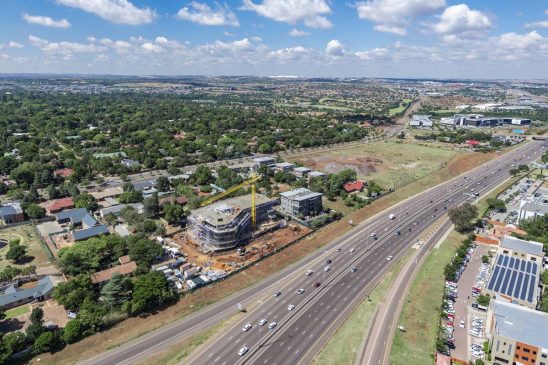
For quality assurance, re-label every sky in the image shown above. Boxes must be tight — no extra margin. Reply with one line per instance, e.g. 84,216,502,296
0,0,547,79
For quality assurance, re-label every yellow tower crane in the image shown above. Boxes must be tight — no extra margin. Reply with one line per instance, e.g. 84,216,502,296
199,173,262,228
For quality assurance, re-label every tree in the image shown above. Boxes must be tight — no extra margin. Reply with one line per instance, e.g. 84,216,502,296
104,213,118,228
143,194,159,218
481,255,489,264
62,319,84,344
53,275,95,311
162,203,185,224
25,203,46,219
509,168,520,176
155,177,170,192
477,294,490,307
119,190,143,204
190,165,212,185
2,331,26,355
130,271,176,315
128,239,162,268
448,203,478,233
5,240,27,264
32,331,54,355
74,193,98,211
100,273,133,308
486,198,506,211
25,307,44,343
29,307,44,324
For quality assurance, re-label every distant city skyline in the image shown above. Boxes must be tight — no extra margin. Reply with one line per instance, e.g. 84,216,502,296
0,0,547,79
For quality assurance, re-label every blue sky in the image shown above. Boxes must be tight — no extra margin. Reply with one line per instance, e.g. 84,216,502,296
0,0,547,78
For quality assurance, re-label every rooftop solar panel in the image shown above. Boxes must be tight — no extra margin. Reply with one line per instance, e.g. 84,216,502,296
488,266,500,290
514,272,524,298
526,261,532,274
503,255,509,267
520,260,526,272
497,254,503,265
527,273,535,303
495,267,508,292
514,258,520,270
488,254,539,305
520,274,530,301
509,270,517,295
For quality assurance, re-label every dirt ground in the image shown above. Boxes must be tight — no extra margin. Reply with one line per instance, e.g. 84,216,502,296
174,224,311,273
34,149,500,365
0,224,52,270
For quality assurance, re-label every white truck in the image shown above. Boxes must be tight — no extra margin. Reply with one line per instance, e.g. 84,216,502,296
389,214,396,220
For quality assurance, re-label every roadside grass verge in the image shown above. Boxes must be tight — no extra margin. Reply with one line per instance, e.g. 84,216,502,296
390,230,465,365
313,250,413,365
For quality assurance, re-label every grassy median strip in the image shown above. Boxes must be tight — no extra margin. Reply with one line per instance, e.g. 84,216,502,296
312,249,413,365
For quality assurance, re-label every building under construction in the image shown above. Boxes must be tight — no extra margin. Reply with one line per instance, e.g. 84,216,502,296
187,194,278,252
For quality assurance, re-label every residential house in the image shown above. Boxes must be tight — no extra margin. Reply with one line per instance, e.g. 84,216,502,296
121,159,140,169
0,202,24,224
343,181,365,193
45,197,75,214
274,162,295,172
53,168,74,179
293,167,312,179
0,276,54,310
90,260,138,285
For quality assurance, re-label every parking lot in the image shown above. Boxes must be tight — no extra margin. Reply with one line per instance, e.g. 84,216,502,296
488,177,542,224
443,243,490,361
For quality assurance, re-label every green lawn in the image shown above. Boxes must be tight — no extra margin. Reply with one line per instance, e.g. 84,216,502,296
313,250,412,365
390,230,465,365
389,105,406,116
5,305,30,319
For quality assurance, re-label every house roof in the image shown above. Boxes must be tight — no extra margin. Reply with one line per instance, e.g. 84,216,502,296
118,255,131,264
73,225,109,241
0,202,23,218
46,197,74,213
309,171,326,177
55,208,89,224
53,168,74,178
294,167,311,173
343,181,365,193
89,187,124,201
0,276,54,308
500,235,544,256
493,300,548,349
280,188,323,201
91,261,138,284
82,214,97,228
99,203,144,217
159,196,188,206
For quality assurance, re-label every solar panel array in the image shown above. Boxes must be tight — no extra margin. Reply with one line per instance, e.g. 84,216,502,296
487,254,540,304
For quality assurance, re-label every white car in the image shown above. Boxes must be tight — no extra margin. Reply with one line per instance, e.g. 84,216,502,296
324,266,331,272
370,233,376,237
268,322,277,329
259,319,267,326
288,304,295,311
305,270,313,276
459,320,465,328
349,248,355,253
386,256,393,261
238,346,249,356
242,323,252,332
296,289,305,295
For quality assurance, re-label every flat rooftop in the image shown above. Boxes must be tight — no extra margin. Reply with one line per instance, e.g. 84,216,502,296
190,193,276,226
280,188,323,201
493,300,548,349
500,235,544,256
486,254,540,306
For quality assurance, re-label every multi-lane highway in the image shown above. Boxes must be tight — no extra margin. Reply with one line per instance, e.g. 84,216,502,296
81,140,545,365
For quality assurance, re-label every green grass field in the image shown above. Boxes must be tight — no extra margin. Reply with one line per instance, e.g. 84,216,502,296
313,250,412,365
4,305,30,319
390,230,465,365
389,105,406,116
0,224,51,271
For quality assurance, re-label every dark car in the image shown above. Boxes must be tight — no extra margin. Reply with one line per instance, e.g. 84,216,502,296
395,231,401,236
314,282,321,288
326,259,332,264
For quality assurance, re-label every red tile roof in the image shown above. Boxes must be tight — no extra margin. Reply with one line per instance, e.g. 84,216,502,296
53,168,74,178
91,261,137,284
343,180,364,193
46,197,75,214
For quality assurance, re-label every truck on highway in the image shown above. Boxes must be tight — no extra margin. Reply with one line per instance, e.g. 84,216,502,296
389,214,396,219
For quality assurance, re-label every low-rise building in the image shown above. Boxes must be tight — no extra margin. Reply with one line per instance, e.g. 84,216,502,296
485,254,540,309
252,156,275,169
308,171,328,181
0,276,54,310
274,162,295,172
519,187,548,222
293,166,311,178
99,203,145,218
90,187,123,202
90,260,138,285
488,300,548,365
280,188,323,218
121,159,140,169
343,180,365,193
45,197,75,214
498,235,544,263
0,202,24,224
53,168,74,179
409,115,433,128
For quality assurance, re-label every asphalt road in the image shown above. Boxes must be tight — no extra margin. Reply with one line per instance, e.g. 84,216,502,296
80,140,545,365
187,141,545,365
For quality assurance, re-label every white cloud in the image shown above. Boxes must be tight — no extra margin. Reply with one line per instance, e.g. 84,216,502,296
289,28,310,37
141,42,163,53
525,20,548,29
355,0,445,35
432,4,491,37
355,47,389,60
56,0,156,25
28,35,103,60
177,1,239,26
242,0,332,29
9,41,24,48
270,46,309,60
325,39,344,57
22,13,71,28
224,31,235,37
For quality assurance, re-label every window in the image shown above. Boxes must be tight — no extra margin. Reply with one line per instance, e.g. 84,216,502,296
533,351,537,355
522,356,529,361
524,349,530,353
531,257,536,261
517,346,521,350
542,353,547,358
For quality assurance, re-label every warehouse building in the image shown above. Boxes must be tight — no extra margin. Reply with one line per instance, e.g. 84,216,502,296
280,188,323,218
187,194,277,252
488,300,548,365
